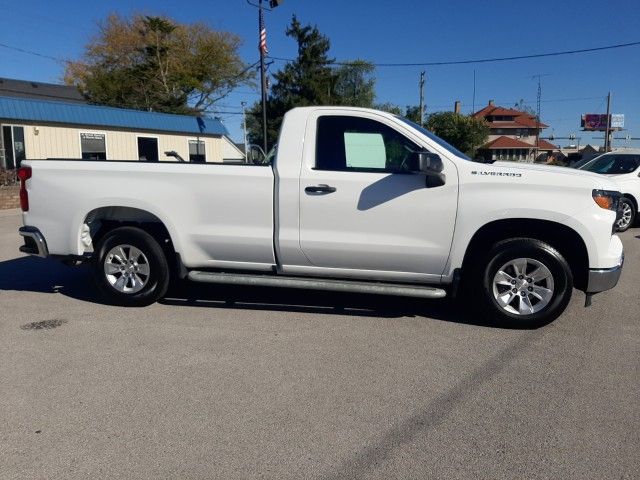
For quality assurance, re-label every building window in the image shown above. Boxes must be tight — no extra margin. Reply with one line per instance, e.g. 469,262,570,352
189,140,206,163
80,133,106,160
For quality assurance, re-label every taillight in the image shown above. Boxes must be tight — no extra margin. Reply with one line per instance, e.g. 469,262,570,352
17,166,32,212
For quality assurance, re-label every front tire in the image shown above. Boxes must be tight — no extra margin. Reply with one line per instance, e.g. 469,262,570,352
92,226,170,306
476,238,573,328
616,198,636,232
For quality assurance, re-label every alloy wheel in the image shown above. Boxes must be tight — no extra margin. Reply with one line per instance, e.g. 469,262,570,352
616,202,633,230
491,257,555,315
103,244,150,294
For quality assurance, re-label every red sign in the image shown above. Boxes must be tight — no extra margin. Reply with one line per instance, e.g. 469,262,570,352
581,114,609,131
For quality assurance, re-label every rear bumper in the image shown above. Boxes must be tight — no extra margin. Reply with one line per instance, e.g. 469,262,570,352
586,254,624,293
18,226,49,258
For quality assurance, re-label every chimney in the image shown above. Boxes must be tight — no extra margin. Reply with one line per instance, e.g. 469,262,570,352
454,101,461,114
488,99,495,106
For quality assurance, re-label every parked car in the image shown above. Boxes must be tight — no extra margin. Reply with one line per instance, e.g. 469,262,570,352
17,107,624,327
578,150,640,231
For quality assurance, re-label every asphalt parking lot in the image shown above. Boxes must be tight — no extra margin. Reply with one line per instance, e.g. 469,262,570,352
0,208,638,480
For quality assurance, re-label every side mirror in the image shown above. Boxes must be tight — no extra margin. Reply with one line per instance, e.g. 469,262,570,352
416,152,444,174
414,152,446,186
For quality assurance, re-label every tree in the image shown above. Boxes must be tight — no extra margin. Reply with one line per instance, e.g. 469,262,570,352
65,14,252,114
247,17,379,149
404,105,424,124
426,112,489,157
374,102,403,115
333,60,375,107
514,99,537,116
247,15,336,147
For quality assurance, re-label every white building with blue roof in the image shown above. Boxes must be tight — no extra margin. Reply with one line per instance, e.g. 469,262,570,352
0,78,244,169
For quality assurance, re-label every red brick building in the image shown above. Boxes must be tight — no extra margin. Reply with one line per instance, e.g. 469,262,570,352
472,101,557,162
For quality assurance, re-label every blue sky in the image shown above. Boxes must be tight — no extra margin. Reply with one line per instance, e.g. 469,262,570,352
1,0,639,146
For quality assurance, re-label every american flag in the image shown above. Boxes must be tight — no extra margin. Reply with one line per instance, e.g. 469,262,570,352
259,9,268,54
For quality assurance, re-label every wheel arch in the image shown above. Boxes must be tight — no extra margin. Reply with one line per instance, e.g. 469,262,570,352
461,218,590,291
82,206,185,278
621,193,637,211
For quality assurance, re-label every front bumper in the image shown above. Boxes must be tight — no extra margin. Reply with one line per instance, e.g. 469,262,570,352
586,254,624,293
18,226,49,258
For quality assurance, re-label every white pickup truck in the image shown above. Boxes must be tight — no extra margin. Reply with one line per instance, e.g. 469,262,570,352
17,107,624,326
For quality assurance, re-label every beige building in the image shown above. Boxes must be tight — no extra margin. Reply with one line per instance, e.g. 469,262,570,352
0,78,244,169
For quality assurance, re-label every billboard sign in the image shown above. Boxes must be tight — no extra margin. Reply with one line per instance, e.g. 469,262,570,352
581,113,624,131
611,114,624,129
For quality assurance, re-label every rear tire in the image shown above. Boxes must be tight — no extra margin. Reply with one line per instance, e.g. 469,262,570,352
616,198,636,232
92,226,170,306
473,238,573,328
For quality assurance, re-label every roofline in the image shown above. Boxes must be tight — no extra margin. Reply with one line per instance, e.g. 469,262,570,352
0,94,210,122
488,124,548,129
0,117,224,138
0,95,227,136
222,135,246,156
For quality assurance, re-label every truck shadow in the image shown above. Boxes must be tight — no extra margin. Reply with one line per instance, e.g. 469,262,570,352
0,256,499,327
0,256,97,300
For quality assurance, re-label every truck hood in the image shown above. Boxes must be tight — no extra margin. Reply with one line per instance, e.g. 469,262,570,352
491,161,603,179
484,161,621,192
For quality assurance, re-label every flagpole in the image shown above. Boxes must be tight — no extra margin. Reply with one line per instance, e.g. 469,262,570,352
259,0,268,155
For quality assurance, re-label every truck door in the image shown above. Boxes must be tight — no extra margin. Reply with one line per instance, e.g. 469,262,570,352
297,113,458,282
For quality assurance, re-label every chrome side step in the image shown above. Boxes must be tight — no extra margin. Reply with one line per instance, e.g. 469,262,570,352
187,271,447,299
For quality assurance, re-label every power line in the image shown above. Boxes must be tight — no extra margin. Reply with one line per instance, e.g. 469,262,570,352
0,42,68,63
268,40,640,67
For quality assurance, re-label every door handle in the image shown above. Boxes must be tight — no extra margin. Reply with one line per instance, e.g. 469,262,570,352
305,184,337,194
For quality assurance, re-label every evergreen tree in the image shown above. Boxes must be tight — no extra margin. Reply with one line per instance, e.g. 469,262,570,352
247,17,376,149
247,15,335,148
333,60,375,107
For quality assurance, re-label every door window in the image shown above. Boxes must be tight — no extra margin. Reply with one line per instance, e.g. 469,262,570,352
618,155,640,173
315,116,421,173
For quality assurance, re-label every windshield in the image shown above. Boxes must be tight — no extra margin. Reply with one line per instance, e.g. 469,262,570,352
396,116,471,160
580,153,640,174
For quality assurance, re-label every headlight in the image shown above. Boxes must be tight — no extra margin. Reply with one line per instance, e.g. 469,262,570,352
592,189,620,211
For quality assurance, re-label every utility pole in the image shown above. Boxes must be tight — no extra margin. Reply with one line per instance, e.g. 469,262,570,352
472,69,476,114
419,71,425,126
604,91,612,151
535,76,542,161
241,101,248,163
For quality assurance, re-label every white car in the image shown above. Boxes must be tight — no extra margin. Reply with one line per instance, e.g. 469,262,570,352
579,150,640,231
17,107,624,327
